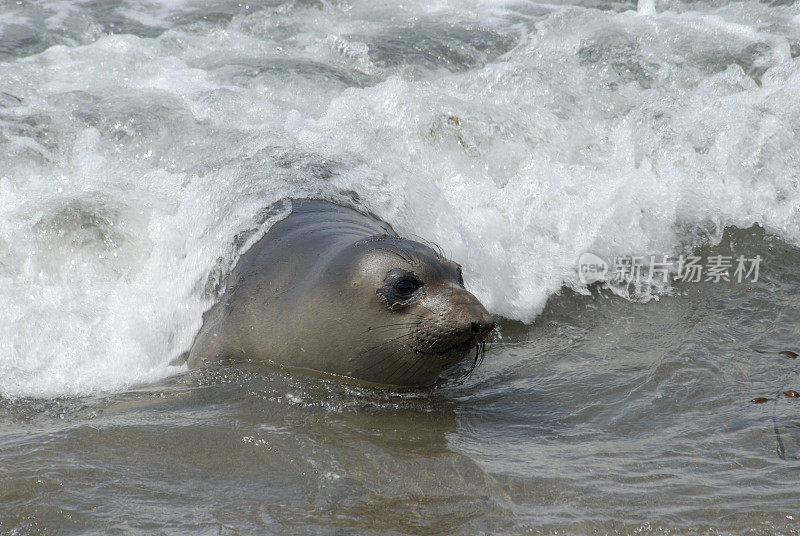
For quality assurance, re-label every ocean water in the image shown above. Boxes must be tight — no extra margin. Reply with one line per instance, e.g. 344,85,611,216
1,0,800,534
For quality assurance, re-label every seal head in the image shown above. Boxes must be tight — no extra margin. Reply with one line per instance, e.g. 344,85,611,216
186,199,494,387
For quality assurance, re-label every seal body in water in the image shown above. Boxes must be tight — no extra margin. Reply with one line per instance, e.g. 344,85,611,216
185,199,494,387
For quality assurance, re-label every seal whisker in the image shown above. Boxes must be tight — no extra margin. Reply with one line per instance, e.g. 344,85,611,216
364,326,418,335
462,343,485,380
469,343,485,374
364,324,422,336
386,353,425,384
358,344,410,374
365,326,419,335
403,354,430,380
379,248,416,266
358,332,414,356
361,333,413,354
398,357,427,383
445,342,486,386
406,233,447,260
418,336,440,353
367,322,422,331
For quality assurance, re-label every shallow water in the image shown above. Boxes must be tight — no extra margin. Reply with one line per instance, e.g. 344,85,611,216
3,227,800,535
2,0,800,534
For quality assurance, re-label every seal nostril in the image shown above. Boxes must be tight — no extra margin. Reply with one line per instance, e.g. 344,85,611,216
471,321,483,334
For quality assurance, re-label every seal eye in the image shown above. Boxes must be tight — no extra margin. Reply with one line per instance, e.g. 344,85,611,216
394,278,419,297
377,269,425,307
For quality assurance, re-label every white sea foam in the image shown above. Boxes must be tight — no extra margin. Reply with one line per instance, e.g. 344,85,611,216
1,0,799,396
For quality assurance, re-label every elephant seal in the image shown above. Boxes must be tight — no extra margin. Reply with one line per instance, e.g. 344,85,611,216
184,199,494,387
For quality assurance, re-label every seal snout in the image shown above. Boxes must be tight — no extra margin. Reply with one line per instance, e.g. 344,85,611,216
413,295,494,356
466,306,495,344
471,319,494,339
